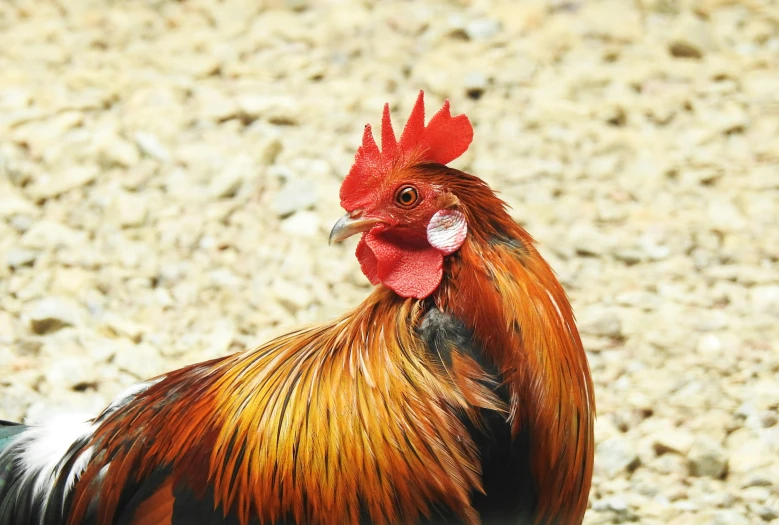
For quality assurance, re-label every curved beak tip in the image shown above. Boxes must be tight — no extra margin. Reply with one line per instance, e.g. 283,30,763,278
329,212,379,245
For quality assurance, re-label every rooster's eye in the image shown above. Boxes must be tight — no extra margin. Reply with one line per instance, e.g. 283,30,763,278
395,186,419,208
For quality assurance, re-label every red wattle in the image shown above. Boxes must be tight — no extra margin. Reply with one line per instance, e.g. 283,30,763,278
358,232,444,299
355,238,380,285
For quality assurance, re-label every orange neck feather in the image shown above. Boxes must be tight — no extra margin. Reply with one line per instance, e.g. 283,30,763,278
435,169,595,524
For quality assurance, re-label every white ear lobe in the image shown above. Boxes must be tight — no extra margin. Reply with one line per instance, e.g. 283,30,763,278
427,209,468,255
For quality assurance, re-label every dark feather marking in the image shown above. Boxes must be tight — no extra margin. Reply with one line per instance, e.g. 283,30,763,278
0,421,26,453
0,424,35,525
224,435,246,508
416,308,498,378
171,483,249,525
276,368,303,451
0,422,28,523
166,482,327,525
114,468,171,525
489,233,529,258
416,307,537,524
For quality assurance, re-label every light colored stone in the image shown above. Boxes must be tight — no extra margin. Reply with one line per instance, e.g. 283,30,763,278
272,279,313,313
570,224,611,257
27,165,99,201
0,193,39,218
20,221,87,250
465,18,501,40
113,341,165,380
579,307,623,339
688,436,728,478
43,355,99,391
256,135,283,166
196,87,239,122
23,297,84,335
727,429,776,476
97,134,140,168
595,437,641,477
637,234,671,261
6,248,38,268
208,154,257,199
696,334,722,355
273,177,317,217
750,285,779,317
593,3,642,41
236,95,301,125
100,313,145,343
707,510,750,525
652,428,696,457
463,71,488,94
0,311,16,344
668,12,718,59
134,132,170,162
280,211,320,237
110,191,148,227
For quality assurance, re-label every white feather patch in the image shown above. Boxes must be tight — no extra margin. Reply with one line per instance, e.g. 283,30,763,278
7,377,163,513
16,413,95,501
64,445,93,493
427,209,468,255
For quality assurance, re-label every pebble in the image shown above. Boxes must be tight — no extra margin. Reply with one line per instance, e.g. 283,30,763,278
579,307,623,339
110,191,148,227
20,220,86,249
24,297,84,335
668,13,716,59
280,210,320,237
97,134,140,168
236,95,301,125
571,224,612,257
100,313,145,344
688,436,728,479
707,510,751,525
465,18,501,40
272,279,313,313
134,132,170,162
595,437,641,477
463,72,489,97
113,341,165,380
27,165,99,201
0,312,16,343
273,177,318,217
696,334,722,355
196,87,239,122
208,154,257,199
652,428,696,457
6,248,38,269
0,193,39,218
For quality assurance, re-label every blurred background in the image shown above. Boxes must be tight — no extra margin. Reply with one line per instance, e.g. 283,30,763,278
0,0,777,523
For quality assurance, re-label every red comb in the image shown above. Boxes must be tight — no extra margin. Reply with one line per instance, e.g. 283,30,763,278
340,91,473,210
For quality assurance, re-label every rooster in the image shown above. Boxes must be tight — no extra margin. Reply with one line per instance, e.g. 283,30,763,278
0,92,594,525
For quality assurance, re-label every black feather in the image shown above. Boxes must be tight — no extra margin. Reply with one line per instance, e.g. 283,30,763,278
417,308,537,524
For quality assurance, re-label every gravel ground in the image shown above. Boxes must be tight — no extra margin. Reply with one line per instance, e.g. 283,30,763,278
1,1,778,523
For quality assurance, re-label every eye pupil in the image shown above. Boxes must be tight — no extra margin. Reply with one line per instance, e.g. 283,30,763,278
396,186,418,207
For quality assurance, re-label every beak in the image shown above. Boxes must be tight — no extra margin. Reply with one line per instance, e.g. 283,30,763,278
329,212,381,244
